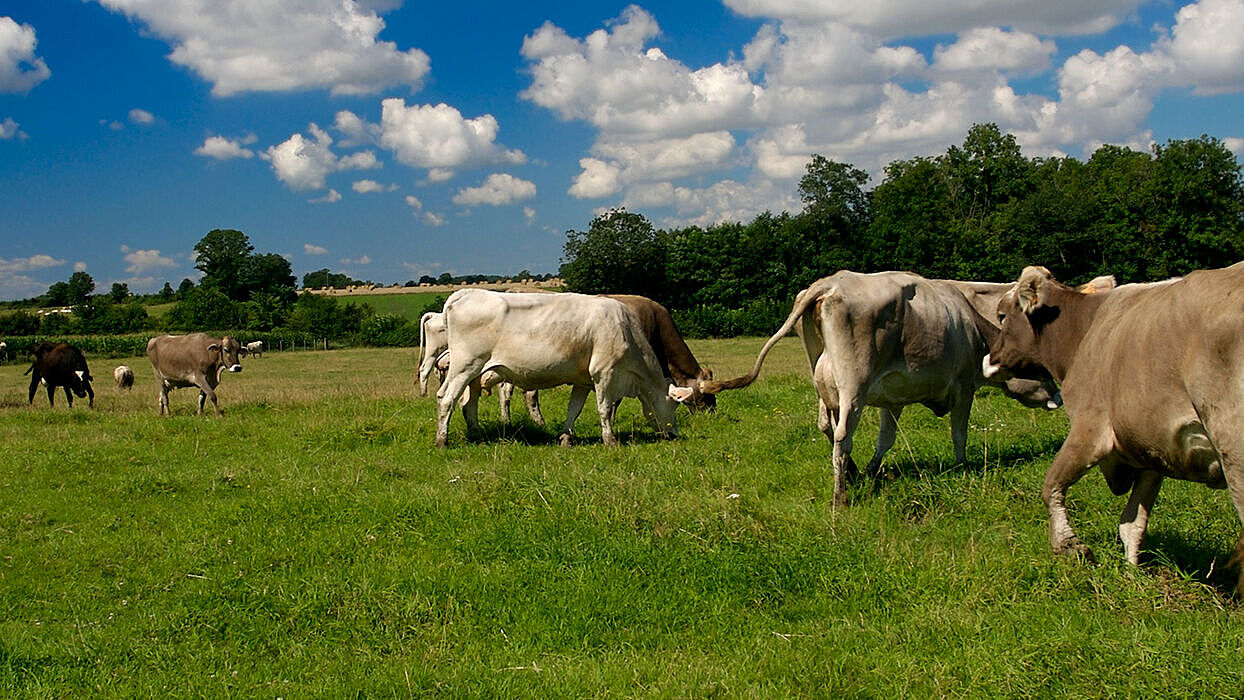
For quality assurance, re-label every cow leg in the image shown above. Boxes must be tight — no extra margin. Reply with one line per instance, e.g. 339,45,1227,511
866,407,903,476
435,364,484,448
559,385,591,447
62,386,73,408
85,383,94,409
461,378,483,435
497,382,513,425
158,382,171,416
28,371,40,405
948,387,974,466
1118,470,1163,565
524,390,545,427
1042,432,1104,562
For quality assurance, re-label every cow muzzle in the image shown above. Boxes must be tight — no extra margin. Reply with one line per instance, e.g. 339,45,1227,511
228,364,243,373
981,353,1002,379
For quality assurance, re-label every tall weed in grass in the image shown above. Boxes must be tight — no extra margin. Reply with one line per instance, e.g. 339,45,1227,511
0,341,1240,695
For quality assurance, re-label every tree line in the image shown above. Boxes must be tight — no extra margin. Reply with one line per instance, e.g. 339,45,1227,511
559,123,1244,335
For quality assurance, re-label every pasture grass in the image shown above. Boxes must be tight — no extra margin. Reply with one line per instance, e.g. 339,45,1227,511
1,340,1241,696
346,291,445,319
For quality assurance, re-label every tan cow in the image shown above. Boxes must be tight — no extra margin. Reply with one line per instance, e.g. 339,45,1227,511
113,365,134,390
983,264,1244,592
435,289,693,447
146,333,244,416
702,270,1061,507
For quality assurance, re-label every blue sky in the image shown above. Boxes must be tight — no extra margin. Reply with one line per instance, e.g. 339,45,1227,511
2,0,1243,300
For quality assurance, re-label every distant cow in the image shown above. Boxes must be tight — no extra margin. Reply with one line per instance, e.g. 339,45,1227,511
114,365,134,390
702,271,1061,507
146,333,244,416
244,340,264,358
25,341,94,408
983,264,1244,593
436,290,693,447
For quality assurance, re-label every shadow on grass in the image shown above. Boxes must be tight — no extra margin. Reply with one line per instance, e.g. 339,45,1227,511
461,419,675,448
1143,531,1242,600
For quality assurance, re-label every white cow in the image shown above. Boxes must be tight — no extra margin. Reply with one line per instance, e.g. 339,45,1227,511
435,290,693,447
114,364,134,390
244,340,264,358
417,310,543,426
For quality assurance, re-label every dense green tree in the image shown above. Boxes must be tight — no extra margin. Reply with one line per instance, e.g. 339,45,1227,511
109,282,130,303
194,229,254,300
560,209,668,302
239,253,296,304
164,287,243,331
302,268,362,290
176,278,196,300
159,281,176,301
283,292,367,339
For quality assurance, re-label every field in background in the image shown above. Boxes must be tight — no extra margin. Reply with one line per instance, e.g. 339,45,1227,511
2,339,1241,695
349,291,445,320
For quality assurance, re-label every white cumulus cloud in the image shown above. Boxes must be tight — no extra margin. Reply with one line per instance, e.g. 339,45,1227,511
92,0,430,96
194,134,256,160
0,17,50,93
0,116,25,140
379,99,526,175
452,173,536,206
352,179,393,193
263,123,379,190
121,246,177,274
304,244,328,255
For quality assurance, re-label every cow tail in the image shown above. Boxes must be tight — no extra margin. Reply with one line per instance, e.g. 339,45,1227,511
416,314,429,383
700,285,824,394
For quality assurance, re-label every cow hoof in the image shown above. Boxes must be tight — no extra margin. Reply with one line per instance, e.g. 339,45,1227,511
1053,537,1097,564
558,434,572,448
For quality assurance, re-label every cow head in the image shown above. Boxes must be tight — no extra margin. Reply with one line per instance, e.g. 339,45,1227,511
212,336,244,376
983,266,1110,386
678,368,717,413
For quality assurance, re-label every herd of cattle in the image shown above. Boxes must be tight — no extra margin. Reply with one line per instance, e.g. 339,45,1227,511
8,263,1244,594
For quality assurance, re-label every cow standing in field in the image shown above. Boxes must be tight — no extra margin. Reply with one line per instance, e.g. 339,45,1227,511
417,310,545,426
114,365,134,390
983,264,1244,593
245,340,264,358
435,290,693,447
26,341,94,408
146,333,243,416
702,270,1061,507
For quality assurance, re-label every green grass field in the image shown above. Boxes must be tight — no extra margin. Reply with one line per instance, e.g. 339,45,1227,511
343,291,446,319
2,340,1241,696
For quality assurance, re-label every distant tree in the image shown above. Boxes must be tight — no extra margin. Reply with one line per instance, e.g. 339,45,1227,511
176,278,196,300
109,282,130,303
44,281,70,306
283,292,367,339
419,275,437,285
436,272,452,284
239,253,296,304
194,228,254,300
158,281,176,301
799,155,871,235
560,209,667,302
164,287,243,331
302,268,361,290
57,271,95,305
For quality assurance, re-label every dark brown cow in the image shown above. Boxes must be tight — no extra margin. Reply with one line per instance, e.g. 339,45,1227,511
984,264,1244,593
146,333,244,416
26,342,94,408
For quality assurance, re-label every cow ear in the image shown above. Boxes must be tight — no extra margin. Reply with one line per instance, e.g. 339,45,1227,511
1015,266,1051,314
208,343,220,353
1077,275,1115,294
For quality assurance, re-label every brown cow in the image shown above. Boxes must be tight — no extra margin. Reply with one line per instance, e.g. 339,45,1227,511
604,295,716,412
26,341,94,408
146,333,244,416
702,270,1061,507
983,264,1244,592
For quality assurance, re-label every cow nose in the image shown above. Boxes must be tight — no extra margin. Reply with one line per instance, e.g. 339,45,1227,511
1047,392,1063,410
229,364,243,373
981,353,1002,378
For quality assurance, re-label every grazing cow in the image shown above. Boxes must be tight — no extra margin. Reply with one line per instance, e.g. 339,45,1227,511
604,295,716,412
114,365,134,390
244,340,264,358
146,333,244,416
702,270,1061,507
417,310,544,426
0,340,7,363
435,289,693,447
983,264,1244,593
25,342,94,408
